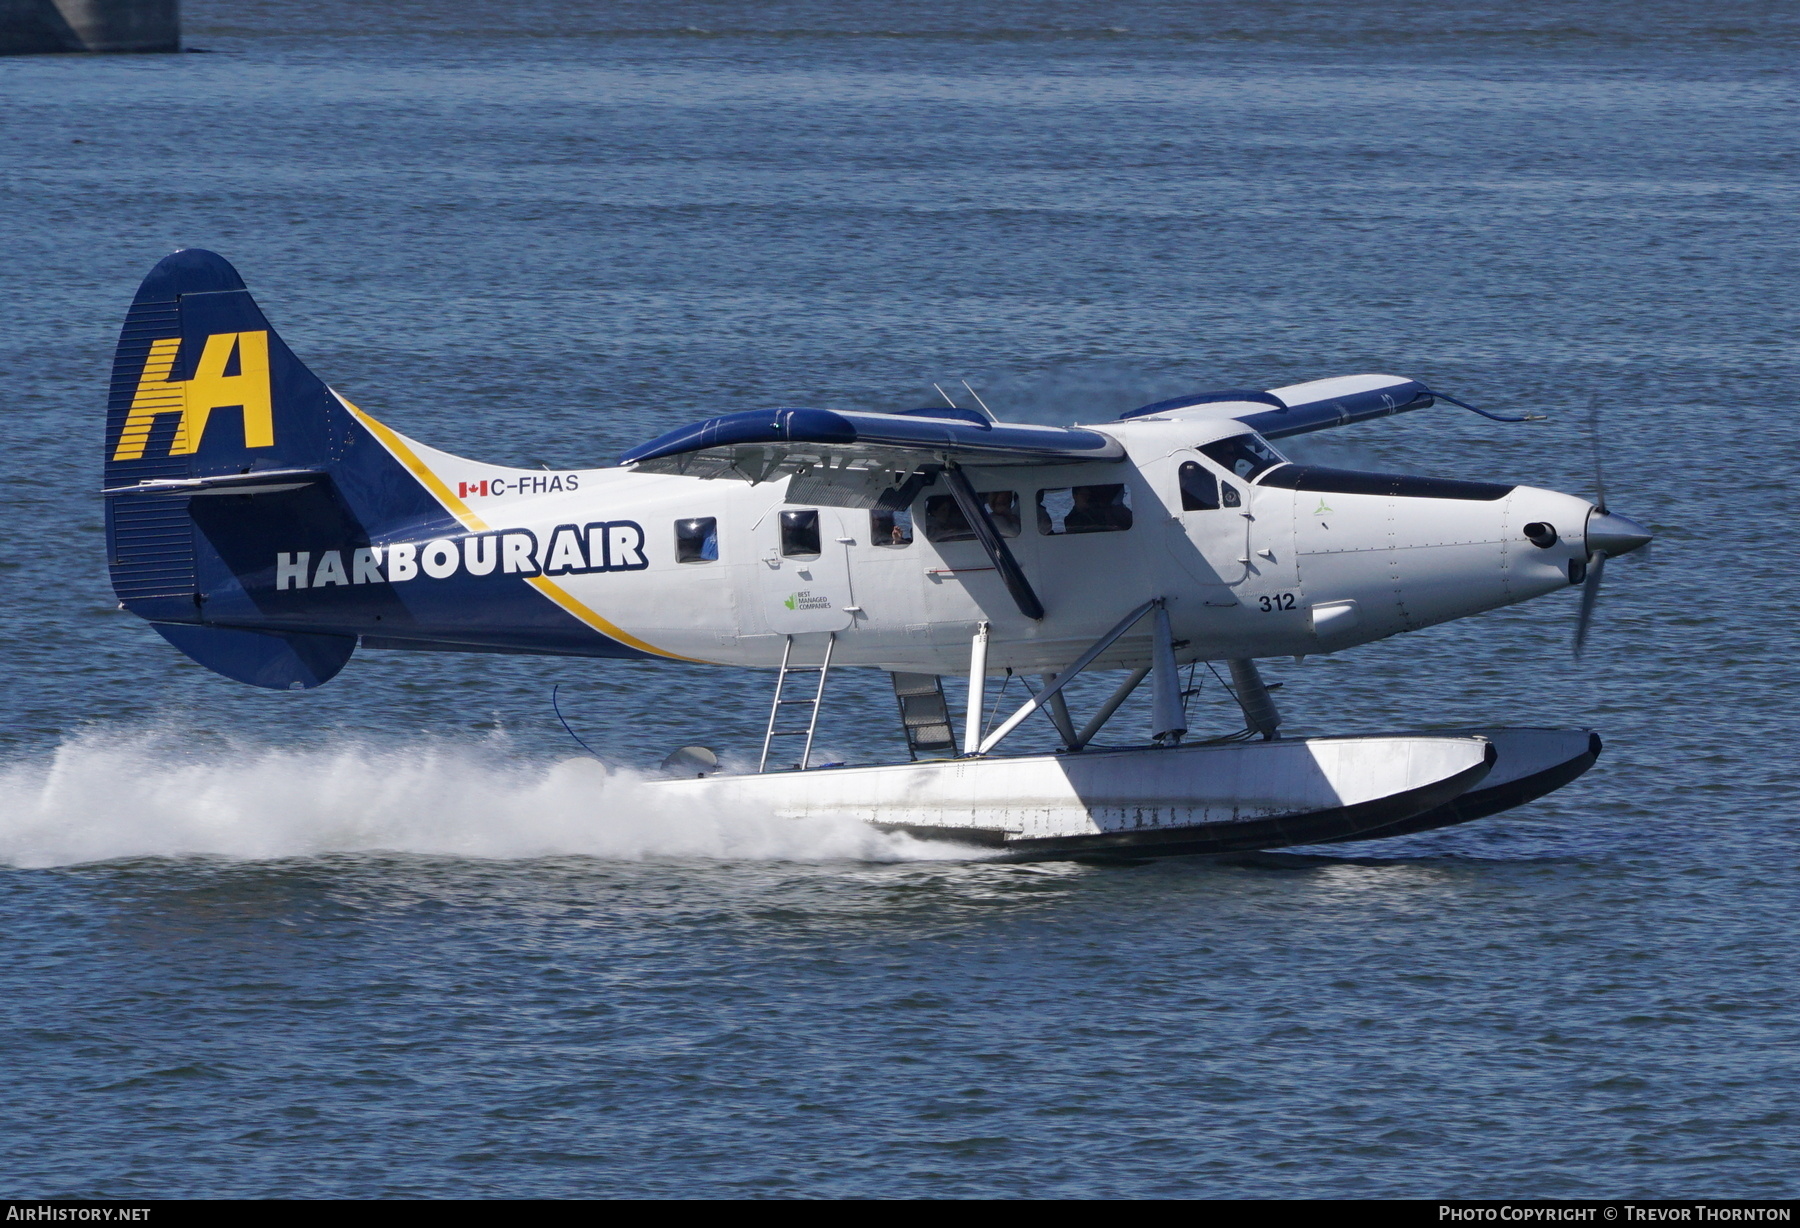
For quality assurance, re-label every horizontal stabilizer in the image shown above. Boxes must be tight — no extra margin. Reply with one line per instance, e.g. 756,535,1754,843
151,623,356,690
101,468,329,497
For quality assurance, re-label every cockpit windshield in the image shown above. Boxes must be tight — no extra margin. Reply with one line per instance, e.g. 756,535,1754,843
1199,433,1288,482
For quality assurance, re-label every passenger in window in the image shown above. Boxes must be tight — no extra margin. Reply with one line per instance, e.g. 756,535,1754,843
1068,484,1130,531
1037,485,1132,534
924,496,968,542
1199,434,1287,482
985,491,1022,538
922,493,1020,543
675,517,718,563
872,507,914,546
1065,486,1109,532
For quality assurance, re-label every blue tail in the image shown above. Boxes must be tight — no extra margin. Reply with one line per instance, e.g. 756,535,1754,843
103,249,652,690
103,249,369,689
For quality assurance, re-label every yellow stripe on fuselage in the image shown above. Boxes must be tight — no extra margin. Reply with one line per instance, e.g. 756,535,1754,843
338,395,696,662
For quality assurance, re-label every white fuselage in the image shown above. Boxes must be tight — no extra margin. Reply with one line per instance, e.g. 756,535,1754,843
368,414,1594,672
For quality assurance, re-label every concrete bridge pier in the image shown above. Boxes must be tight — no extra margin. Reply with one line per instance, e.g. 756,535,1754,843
1,0,179,54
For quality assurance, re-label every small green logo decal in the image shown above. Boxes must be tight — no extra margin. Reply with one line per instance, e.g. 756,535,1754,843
1313,499,1333,515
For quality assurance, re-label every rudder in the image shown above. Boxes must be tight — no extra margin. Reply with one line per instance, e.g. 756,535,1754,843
103,249,359,689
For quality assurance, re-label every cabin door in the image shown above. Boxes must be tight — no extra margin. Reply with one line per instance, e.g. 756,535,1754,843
1168,454,1249,602
1169,453,1299,609
757,504,857,634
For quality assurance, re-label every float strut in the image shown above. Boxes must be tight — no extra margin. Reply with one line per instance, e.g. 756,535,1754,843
977,599,1158,756
1150,603,1187,746
1041,676,1079,749
963,621,990,756
1226,658,1282,740
1073,665,1151,750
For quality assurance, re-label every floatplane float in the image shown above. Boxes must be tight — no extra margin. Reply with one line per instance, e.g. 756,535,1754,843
100,250,1649,859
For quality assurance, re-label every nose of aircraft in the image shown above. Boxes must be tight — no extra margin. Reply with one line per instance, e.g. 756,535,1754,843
1586,509,1653,557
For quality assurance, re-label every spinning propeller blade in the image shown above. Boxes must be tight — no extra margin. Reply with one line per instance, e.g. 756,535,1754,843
1574,548,1607,657
1586,392,1609,515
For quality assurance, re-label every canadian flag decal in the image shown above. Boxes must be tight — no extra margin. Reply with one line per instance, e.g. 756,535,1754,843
458,480,490,498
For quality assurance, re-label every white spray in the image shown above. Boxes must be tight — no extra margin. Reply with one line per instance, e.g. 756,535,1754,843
0,727,972,869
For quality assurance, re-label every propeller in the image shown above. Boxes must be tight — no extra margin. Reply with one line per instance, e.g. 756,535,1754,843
1585,393,1609,517
1574,394,1607,656
1574,394,1652,656
1574,546,1607,657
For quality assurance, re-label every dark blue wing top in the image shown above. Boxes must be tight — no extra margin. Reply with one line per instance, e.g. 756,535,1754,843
620,375,1521,480
1237,380,1436,438
618,407,1125,469
1121,376,1437,439
1118,373,1533,438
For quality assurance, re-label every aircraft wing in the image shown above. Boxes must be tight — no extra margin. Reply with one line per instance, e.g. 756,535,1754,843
618,407,1125,482
1119,374,1440,439
618,375,1522,486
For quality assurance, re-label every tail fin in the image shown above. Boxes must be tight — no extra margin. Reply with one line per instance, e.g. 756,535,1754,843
103,249,357,689
105,248,350,488
102,249,648,690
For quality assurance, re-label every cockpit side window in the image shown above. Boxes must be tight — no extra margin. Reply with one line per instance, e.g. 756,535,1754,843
1179,461,1219,511
1199,433,1287,482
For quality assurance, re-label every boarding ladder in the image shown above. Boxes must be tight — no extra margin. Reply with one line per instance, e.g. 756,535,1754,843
758,633,836,773
890,672,957,761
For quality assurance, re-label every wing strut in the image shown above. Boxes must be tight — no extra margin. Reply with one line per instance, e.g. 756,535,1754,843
940,464,1045,620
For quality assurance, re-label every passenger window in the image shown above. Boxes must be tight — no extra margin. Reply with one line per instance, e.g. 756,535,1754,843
922,492,1021,543
780,509,821,557
1037,484,1133,535
871,506,914,547
1221,483,1242,508
1199,433,1287,482
986,490,1022,538
1179,461,1219,511
675,517,718,563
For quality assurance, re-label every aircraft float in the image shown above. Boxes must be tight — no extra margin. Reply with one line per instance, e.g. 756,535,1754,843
100,249,1651,859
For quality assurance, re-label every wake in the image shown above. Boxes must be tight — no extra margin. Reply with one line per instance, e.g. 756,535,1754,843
0,727,968,869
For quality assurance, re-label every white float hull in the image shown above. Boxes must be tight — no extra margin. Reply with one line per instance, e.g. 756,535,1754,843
652,734,1498,858
1319,726,1601,844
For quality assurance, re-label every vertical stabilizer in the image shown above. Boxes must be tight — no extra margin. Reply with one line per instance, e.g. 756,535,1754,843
103,249,357,688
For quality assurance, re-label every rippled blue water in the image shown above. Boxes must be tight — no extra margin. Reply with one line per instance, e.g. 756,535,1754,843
2,0,1796,1198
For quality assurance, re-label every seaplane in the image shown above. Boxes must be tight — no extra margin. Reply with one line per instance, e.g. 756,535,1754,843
99,249,1652,859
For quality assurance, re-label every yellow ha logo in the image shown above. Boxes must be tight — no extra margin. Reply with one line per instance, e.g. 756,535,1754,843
112,331,273,462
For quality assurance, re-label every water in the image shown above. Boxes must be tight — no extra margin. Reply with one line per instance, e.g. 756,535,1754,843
2,0,1796,1198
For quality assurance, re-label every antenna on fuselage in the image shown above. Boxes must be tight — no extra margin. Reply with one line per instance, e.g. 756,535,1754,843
961,380,997,421
932,382,959,409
